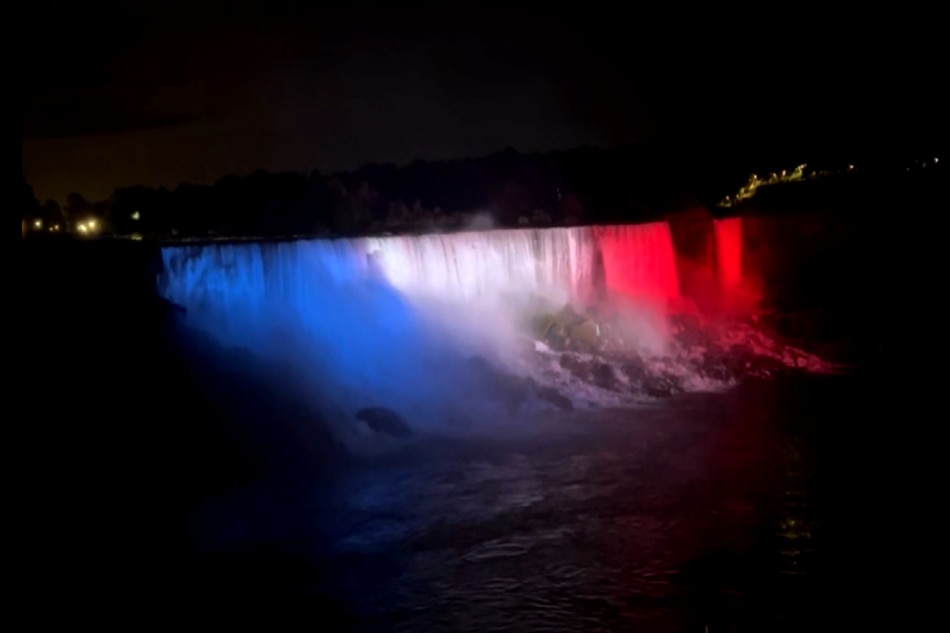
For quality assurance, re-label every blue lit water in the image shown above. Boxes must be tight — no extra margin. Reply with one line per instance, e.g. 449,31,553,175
177,372,913,632
23,239,934,630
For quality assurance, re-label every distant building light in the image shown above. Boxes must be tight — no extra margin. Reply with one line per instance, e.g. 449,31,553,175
33,219,42,229
131,211,140,221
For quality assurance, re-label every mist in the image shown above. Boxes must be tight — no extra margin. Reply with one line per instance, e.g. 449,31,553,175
160,227,617,445
159,220,824,453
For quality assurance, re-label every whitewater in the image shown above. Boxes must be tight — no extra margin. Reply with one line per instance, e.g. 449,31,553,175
159,219,831,442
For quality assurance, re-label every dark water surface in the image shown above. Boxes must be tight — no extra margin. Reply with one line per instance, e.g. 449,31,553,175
175,371,929,632
21,241,937,629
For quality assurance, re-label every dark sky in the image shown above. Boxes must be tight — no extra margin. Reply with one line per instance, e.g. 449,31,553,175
23,1,945,203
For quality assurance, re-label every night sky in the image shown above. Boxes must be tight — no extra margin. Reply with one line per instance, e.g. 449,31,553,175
23,1,945,203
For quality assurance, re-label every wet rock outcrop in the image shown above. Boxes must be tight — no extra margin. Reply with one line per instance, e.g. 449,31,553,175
466,354,574,413
529,304,604,353
517,298,832,404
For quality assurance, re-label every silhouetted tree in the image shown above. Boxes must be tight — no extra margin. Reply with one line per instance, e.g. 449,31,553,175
304,171,333,231
40,199,65,229
561,192,585,225
327,178,375,234
37,141,779,240
384,200,410,229
109,186,157,236
173,183,216,236
531,208,552,225
494,179,532,226
22,176,40,221
65,193,92,230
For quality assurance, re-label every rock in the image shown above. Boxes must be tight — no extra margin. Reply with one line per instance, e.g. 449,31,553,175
591,363,617,391
559,354,592,382
554,303,587,331
671,313,711,348
644,379,674,398
530,303,591,351
547,333,569,351
567,319,601,352
515,336,540,362
529,313,560,342
355,407,413,438
749,354,787,377
467,355,532,414
700,345,731,381
621,356,648,382
535,386,574,410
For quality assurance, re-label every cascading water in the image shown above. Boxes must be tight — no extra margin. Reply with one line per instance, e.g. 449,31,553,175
592,223,680,303
161,224,680,363
161,238,445,429
713,217,743,291
160,219,828,437
712,216,763,314
363,228,600,306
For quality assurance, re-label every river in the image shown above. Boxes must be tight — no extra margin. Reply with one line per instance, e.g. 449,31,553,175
171,369,932,631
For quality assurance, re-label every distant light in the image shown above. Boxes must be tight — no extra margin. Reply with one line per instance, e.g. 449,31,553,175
33,219,42,229
51,224,60,232
87,219,97,230
936,157,940,164
847,164,854,170
131,211,140,221
77,223,88,233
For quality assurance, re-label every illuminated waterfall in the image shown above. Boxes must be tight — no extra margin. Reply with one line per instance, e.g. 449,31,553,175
361,227,600,306
713,217,743,291
159,221,686,422
161,222,684,319
593,223,680,302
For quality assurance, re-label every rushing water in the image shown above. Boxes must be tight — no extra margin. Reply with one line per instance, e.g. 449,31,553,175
156,220,828,435
178,373,882,631
150,222,850,630
24,220,936,629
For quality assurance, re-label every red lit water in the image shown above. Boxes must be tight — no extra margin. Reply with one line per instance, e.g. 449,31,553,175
592,223,681,303
161,222,687,327
713,217,743,292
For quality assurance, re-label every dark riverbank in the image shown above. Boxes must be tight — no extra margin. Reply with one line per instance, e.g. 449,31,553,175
19,238,345,610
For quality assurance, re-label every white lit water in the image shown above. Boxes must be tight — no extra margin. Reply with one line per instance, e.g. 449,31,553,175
159,224,832,447
155,226,916,631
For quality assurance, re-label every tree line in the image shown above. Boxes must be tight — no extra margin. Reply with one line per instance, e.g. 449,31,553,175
21,143,792,239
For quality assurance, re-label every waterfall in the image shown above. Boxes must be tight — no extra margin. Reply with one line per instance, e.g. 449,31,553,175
159,221,686,424
161,222,685,324
360,227,600,308
713,217,743,291
592,223,680,302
